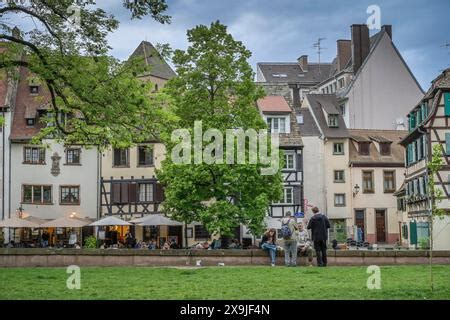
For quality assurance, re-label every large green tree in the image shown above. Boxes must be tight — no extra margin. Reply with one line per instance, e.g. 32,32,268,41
157,21,283,238
0,0,172,147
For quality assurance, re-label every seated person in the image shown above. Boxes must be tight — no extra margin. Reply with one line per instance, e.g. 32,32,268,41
148,240,157,250
170,239,178,249
261,228,277,267
195,242,204,249
202,241,210,250
296,222,314,266
162,241,171,250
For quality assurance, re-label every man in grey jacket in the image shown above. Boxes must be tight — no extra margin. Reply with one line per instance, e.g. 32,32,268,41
281,212,298,267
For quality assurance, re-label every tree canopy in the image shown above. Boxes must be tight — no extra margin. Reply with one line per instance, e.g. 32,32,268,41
0,0,172,148
157,21,283,237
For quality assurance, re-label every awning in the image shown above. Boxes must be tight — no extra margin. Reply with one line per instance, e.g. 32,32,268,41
89,216,132,226
0,217,40,228
40,216,91,228
136,214,182,226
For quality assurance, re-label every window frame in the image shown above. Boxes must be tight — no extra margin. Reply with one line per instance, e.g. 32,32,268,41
65,148,81,165
266,116,288,134
23,146,46,165
113,148,129,167
334,170,345,183
380,143,391,156
60,185,80,205
137,145,154,167
22,184,52,205
283,152,296,171
362,170,375,193
274,187,294,205
383,170,396,193
333,143,344,155
334,193,346,207
138,183,154,203
328,114,338,127
359,142,371,156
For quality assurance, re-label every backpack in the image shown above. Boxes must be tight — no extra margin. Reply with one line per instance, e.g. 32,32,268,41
280,219,293,240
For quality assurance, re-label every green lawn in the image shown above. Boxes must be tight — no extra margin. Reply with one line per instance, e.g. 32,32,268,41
0,265,449,300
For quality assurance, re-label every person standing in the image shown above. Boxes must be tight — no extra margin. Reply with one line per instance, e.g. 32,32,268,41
307,207,330,267
281,212,298,267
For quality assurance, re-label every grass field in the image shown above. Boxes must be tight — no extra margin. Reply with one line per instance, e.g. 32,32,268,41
0,265,449,300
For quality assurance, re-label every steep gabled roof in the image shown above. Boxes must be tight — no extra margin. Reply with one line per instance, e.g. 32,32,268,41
257,62,333,84
305,94,349,138
129,41,176,80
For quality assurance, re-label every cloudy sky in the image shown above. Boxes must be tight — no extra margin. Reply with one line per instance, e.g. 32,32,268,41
101,0,450,90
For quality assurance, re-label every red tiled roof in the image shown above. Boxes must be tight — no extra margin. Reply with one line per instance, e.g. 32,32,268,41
256,96,291,113
10,66,50,140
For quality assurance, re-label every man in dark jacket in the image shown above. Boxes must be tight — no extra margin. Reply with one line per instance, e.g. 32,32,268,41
307,207,330,267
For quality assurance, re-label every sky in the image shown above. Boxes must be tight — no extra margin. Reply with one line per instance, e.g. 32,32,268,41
4,0,450,89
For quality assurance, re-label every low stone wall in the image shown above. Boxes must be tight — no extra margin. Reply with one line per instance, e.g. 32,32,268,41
0,249,449,267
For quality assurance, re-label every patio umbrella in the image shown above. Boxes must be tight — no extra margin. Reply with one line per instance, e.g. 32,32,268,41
88,216,132,226
136,214,182,226
40,216,91,228
0,217,40,228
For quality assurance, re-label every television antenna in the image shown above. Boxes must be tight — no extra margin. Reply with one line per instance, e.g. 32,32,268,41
313,37,326,73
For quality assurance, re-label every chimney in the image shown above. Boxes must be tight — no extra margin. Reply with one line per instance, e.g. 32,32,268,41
382,25,392,39
297,55,308,72
351,24,370,73
336,40,351,72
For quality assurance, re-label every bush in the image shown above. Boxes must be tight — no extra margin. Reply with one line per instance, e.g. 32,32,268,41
419,237,430,250
84,236,98,249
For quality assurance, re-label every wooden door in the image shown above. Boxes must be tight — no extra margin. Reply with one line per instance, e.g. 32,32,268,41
375,210,386,243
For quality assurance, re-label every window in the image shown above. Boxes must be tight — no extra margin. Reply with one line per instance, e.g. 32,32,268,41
60,186,80,204
138,183,154,202
274,187,293,204
23,147,45,164
359,142,370,155
29,85,39,94
334,170,345,183
362,171,374,193
138,145,154,166
66,148,81,165
380,143,391,156
283,152,295,170
383,171,396,193
113,148,129,167
444,93,450,116
328,115,338,127
333,143,344,155
446,133,450,156
267,117,287,133
338,78,345,88
339,104,346,115
334,194,346,206
26,118,35,126
194,225,210,240
22,185,52,204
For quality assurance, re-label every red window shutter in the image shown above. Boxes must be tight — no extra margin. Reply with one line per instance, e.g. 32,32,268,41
111,183,121,204
128,183,137,203
155,183,165,202
121,183,129,203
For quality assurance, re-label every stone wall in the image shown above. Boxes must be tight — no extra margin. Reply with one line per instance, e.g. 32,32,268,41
0,249,449,267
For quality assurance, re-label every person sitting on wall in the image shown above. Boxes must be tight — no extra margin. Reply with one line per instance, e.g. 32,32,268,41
170,239,178,249
162,241,171,250
202,241,210,249
195,242,204,249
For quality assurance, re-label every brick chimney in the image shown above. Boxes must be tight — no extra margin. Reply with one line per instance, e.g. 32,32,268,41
382,25,392,39
336,40,351,72
351,24,370,73
297,55,308,72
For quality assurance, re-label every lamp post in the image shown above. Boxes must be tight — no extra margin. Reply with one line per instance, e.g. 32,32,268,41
353,184,360,197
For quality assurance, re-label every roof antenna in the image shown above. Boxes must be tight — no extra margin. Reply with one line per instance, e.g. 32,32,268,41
313,37,326,74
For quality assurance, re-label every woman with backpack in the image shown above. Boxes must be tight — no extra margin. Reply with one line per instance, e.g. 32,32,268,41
261,228,278,267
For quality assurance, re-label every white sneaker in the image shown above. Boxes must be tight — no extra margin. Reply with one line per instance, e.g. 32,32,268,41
271,263,275,267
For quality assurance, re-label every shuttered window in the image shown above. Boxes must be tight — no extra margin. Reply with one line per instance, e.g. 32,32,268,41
444,93,450,116
446,133,450,156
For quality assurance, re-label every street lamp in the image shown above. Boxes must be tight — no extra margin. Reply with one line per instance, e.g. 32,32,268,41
353,184,360,197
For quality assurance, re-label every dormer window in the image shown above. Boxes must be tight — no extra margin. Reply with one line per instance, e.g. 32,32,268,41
267,116,288,133
26,118,35,126
29,85,39,94
339,104,346,115
359,142,370,156
328,114,338,127
380,142,391,156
